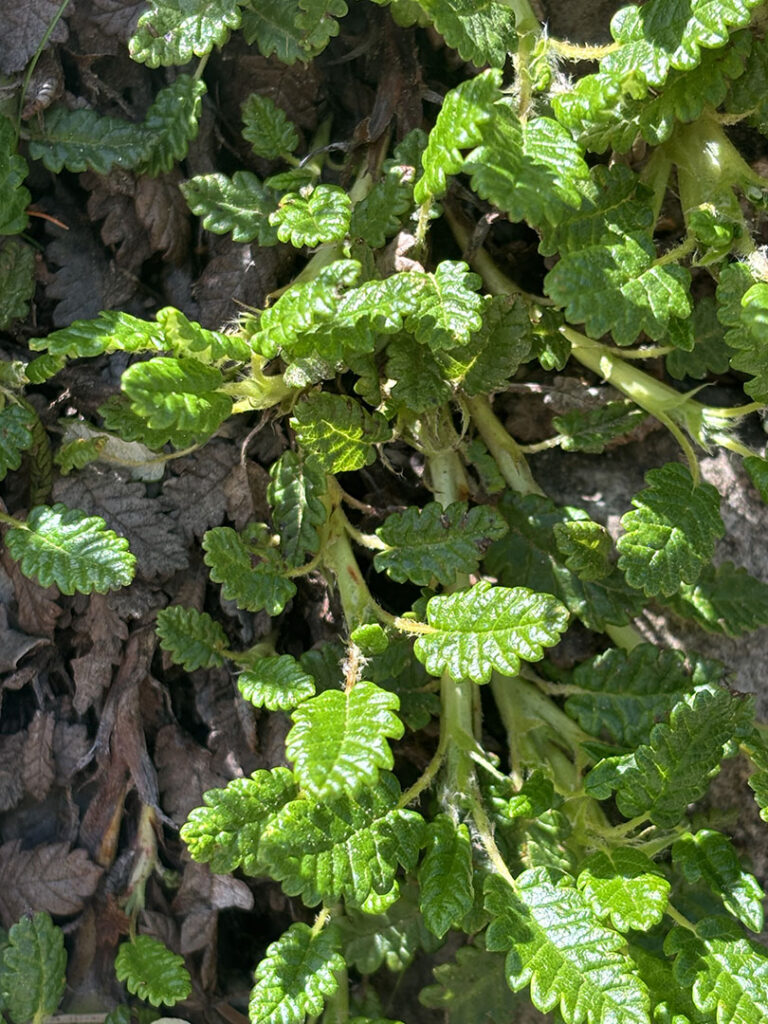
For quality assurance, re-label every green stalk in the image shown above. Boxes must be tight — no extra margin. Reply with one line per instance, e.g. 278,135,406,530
321,509,381,627
463,394,545,496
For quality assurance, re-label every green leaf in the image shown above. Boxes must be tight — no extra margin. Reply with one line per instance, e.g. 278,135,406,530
585,684,754,827
617,463,724,597
452,295,534,396
367,636,440,731
552,520,612,582
242,93,299,159
285,681,404,797
155,305,251,361
744,454,768,504
485,871,651,1024
385,336,453,413
666,915,768,1023
660,561,768,636
114,936,190,1007
99,394,198,451
484,492,644,632
0,913,66,1024
129,0,242,66
249,923,343,1024
416,68,502,204
155,605,229,671
577,849,670,933
374,501,507,586
181,767,298,875
30,310,163,359
628,940,710,1024
413,581,570,685
268,450,327,568
260,773,425,908
180,171,279,244
203,526,297,615
716,263,768,401
349,163,415,248
242,0,348,63
417,815,474,939
339,882,440,974
238,655,316,712
545,233,692,346
291,393,390,473
407,261,485,350
137,75,207,175
0,117,30,235
270,184,352,247
417,0,516,68
419,941,518,1024
666,295,732,380
673,830,765,932
552,400,647,455
27,107,149,174
561,643,720,749
0,239,35,329
5,504,136,595
0,403,36,480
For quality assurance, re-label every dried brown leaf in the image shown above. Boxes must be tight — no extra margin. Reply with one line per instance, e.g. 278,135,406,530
53,721,90,784
46,224,137,326
134,170,190,264
222,461,270,530
23,710,55,801
90,0,144,42
0,604,47,671
0,732,26,812
71,592,129,714
0,840,103,926
155,724,226,824
194,237,292,329
161,441,238,542
0,0,69,74
2,548,63,639
180,910,216,956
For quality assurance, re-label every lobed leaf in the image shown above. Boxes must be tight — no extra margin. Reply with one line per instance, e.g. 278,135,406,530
238,655,316,712
27,107,148,173
406,261,485,350
249,923,343,1024
417,815,474,939
180,171,279,244
114,936,191,1007
267,450,327,568
552,400,647,455
241,93,298,159
0,117,30,235
269,184,352,247
129,0,242,67
552,520,612,582
155,605,229,671
416,0,516,68
0,403,36,481
661,560,768,635
339,882,441,975
349,162,415,248
291,393,390,473
419,942,517,1024
0,239,35,330
717,265,768,402
413,581,570,685
0,913,66,1024
203,526,297,615
137,75,207,175
577,849,670,933
672,830,765,932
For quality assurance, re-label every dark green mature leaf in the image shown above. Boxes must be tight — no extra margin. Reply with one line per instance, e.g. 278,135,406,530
552,401,647,455
416,0,516,68
137,75,207,175
203,526,297,615
552,520,612,581
485,872,650,1024
561,643,720,748
673,830,765,932
241,93,298,159
628,940,710,1024
484,492,644,631
0,117,30,235
339,882,440,974
270,184,352,247
5,504,135,595
249,923,343,1024
367,636,440,731
419,942,518,1024
180,172,279,243
268,451,327,568
156,606,229,671
386,336,453,413
114,936,191,1007
717,267,768,401
617,463,724,597
27,107,148,173
291,393,390,473
374,501,507,586
181,767,298,875
242,0,348,63
666,295,732,380
666,915,768,1023
129,0,242,66
0,239,35,329
744,454,768,504
349,163,415,248
453,295,534,396
121,357,232,444
285,681,404,798
413,581,570,684
417,815,474,938
0,403,36,480
661,561,768,635
577,850,670,933
0,913,66,1024
238,655,316,711
585,684,754,827
260,773,425,908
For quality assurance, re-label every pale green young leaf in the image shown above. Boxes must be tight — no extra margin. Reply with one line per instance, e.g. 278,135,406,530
203,526,297,615
129,0,242,67
180,172,279,244
114,936,190,1007
269,184,352,247
0,913,66,1024
666,916,768,1024
505,771,556,821
417,815,474,939
181,767,298,875
367,636,440,731
413,581,570,685
5,504,135,595
0,239,35,329
27,107,148,173
585,684,754,827
374,501,507,586
0,403,36,480
661,561,768,636
349,164,415,248
552,520,612,582
627,941,710,1024
30,310,163,359
552,74,639,155
452,295,534,396
291,393,390,473
260,773,425,908
55,436,108,476
419,942,518,1024
577,849,670,933
673,830,765,932
121,357,232,446
249,923,343,1024
407,261,485,350
617,463,723,597
415,68,502,204
155,606,229,671
0,117,30,235
716,263,768,401
268,451,327,568
484,492,645,632
99,395,198,451
286,681,404,797
238,655,316,712
666,296,732,380
466,104,589,228
137,75,207,175
339,882,440,974
562,643,720,749
484,871,651,1024
416,0,516,68
552,401,647,455
242,93,298,159
154,306,251,362
545,233,692,346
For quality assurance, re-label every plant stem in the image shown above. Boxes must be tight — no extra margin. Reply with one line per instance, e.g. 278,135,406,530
464,394,545,496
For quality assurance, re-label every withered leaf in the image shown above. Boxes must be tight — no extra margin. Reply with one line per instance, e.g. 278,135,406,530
53,721,90,784
0,604,46,671
90,0,145,42
0,732,26,812
134,170,191,264
155,724,227,824
222,461,270,530
194,237,292,329
71,592,129,714
3,548,63,638
0,840,103,926
46,225,136,326
23,710,56,801
0,0,70,74
180,909,216,956
161,441,238,542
